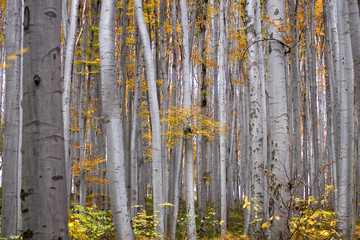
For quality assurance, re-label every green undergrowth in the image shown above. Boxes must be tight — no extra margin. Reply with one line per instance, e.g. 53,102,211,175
171,201,246,239
131,196,246,239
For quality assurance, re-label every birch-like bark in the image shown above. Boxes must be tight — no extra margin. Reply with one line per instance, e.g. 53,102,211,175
130,23,142,218
349,0,360,221
169,4,182,238
304,64,312,198
210,0,220,232
336,1,355,237
241,84,252,235
323,0,340,205
159,0,169,232
99,0,134,238
289,0,302,199
62,0,79,207
1,0,22,237
179,0,197,238
22,0,68,238
244,0,265,238
256,0,269,226
134,0,165,237
218,0,227,235
308,0,320,198
322,2,337,203
266,0,290,238
78,20,88,208
62,0,68,41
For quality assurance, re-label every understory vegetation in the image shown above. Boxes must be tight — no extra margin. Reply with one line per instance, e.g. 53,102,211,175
1,187,360,239
61,187,359,239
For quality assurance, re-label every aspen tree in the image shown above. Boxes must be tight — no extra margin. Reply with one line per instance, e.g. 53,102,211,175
22,0,68,238
134,0,165,237
62,0,79,207
99,0,134,238
266,0,290,238
244,0,265,238
218,0,227,235
1,0,22,237
179,0,197,238
289,0,302,199
335,1,355,237
349,0,360,221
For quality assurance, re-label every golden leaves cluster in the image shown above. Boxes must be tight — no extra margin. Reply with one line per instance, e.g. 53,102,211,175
163,106,222,147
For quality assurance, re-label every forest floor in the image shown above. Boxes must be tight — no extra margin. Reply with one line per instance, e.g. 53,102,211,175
173,201,248,239
3,188,360,239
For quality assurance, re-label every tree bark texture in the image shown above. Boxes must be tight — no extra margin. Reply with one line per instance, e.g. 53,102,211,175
266,0,290,238
99,0,134,238
1,0,22,237
22,0,68,239
134,0,165,237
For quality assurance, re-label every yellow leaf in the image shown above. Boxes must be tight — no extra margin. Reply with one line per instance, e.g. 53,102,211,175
330,220,337,227
261,222,268,228
321,230,330,237
16,48,29,54
7,54,17,60
275,215,280,220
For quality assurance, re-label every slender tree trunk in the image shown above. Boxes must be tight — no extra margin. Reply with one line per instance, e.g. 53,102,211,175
302,62,311,199
22,1,68,238
289,0,302,199
159,0,169,233
323,0,340,206
336,1,355,237
196,0,208,234
99,0,134,238
242,83,251,235
210,0,220,233
169,4,182,238
256,1,269,226
179,0,197,238
349,0,360,223
306,0,320,198
266,1,290,239
1,0,22,237
244,0,265,238
62,0,79,208
134,0,165,237
78,22,88,208
130,23,142,218
218,0,227,235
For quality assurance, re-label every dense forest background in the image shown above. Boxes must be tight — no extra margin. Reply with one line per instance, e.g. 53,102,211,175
0,0,359,239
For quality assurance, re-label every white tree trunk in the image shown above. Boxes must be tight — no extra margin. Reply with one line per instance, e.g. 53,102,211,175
1,0,22,237
306,0,320,198
349,0,360,224
218,0,227,235
179,0,197,238
22,0,68,238
129,24,142,218
99,0,134,239
336,1,355,237
244,0,265,238
266,0,290,238
289,0,302,199
210,0,220,232
62,0,79,208
134,0,165,237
